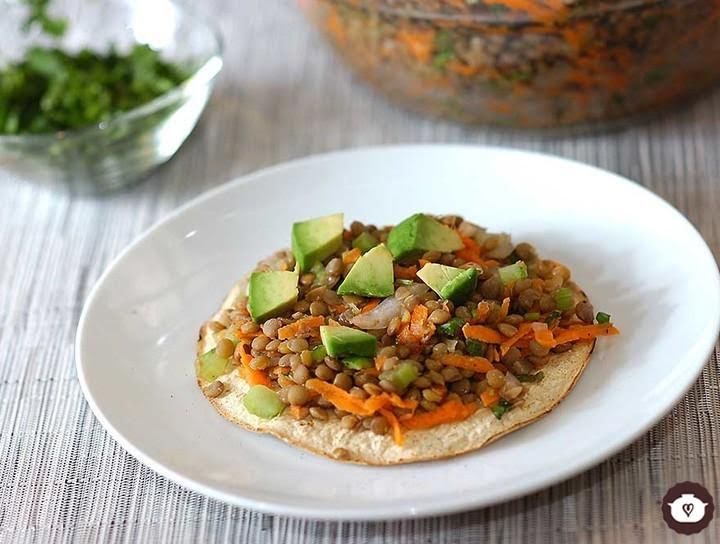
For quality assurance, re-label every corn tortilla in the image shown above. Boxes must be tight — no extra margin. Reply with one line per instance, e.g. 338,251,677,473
196,278,594,466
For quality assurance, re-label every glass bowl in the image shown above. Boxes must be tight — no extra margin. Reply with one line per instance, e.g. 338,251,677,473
0,0,222,193
301,0,720,129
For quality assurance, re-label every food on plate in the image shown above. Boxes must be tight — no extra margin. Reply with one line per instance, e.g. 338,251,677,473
195,213,619,465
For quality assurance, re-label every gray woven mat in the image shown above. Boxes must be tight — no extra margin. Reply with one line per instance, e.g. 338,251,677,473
1,1,718,542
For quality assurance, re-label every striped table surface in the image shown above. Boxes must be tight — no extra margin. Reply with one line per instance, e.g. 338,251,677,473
1,1,718,542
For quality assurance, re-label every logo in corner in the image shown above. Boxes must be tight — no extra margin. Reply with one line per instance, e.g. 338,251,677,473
662,481,715,535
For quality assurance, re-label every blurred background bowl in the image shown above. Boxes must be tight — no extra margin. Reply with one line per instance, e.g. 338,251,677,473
0,0,222,194
301,0,720,129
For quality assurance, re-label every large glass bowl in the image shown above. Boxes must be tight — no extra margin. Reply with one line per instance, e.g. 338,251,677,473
301,0,720,129
0,0,222,193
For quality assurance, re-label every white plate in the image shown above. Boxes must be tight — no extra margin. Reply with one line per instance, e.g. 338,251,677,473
76,145,720,520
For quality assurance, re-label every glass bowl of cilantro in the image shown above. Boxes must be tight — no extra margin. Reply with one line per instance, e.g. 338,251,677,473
0,0,223,193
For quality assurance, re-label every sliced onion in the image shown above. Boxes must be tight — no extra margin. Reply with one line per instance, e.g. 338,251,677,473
351,297,403,330
444,339,459,353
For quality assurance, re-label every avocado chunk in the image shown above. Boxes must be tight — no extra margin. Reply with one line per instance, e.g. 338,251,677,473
291,213,344,272
197,349,232,382
417,263,478,303
243,385,285,419
352,231,379,253
320,325,377,358
387,213,463,260
247,270,298,322
337,244,394,297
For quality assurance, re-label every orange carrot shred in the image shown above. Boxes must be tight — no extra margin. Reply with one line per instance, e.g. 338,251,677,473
402,399,477,430
474,301,491,323
396,28,434,63
277,316,325,340
398,304,435,344
553,324,620,345
418,259,430,268
361,299,381,314
462,323,505,344
306,379,418,416
531,322,556,348
239,344,272,387
499,323,533,356
380,409,405,446
480,388,500,407
498,297,511,322
290,406,304,419
455,236,483,263
439,353,495,373
342,247,362,265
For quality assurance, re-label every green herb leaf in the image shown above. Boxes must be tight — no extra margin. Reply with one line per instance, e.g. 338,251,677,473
438,317,465,337
517,371,544,383
491,399,512,419
596,312,611,324
466,339,487,357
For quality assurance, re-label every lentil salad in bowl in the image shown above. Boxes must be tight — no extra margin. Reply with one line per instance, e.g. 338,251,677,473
196,212,619,465
301,0,720,128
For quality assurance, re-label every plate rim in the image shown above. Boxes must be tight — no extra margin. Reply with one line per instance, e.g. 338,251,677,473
75,144,720,520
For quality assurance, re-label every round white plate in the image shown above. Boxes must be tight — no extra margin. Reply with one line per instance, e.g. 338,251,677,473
76,145,720,520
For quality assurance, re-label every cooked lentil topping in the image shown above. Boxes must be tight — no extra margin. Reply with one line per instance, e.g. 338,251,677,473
199,213,618,446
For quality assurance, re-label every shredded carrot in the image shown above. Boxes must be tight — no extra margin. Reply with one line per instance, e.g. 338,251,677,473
361,299,381,314
402,399,477,430
305,379,418,416
499,323,533,356
394,264,418,280
233,330,261,340
474,301,491,323
397,304,435,344
480,388,500,407
498,297,511,322
290,406,305,419
553,324,620,345
455,236,483,263
238,345,272,387
380,409,405,446
531,322,556,348
395,28,435,63
277,315,325,340
418,259,430,268
324,8,346,46
462,323,505,344
342,247,362,265
440,353,495,373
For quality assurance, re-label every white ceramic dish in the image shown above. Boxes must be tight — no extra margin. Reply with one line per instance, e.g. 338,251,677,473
76,145,720,520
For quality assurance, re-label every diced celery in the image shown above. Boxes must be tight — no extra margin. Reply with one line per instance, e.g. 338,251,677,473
391,361,419,392
343,356,373,370
498,261,528,285
553,287,574,311
197,349,232,382
243,385,285,419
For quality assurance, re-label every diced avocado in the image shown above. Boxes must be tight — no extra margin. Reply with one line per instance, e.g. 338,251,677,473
320,325,377,358
342,356,373,370
197,349,232,382
243,385,286,419
387,213,463,260
291,213,344,272
247,270,298,322
337,244,394,297
417,263,478,303
391,361,418,393
352,232,379,253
